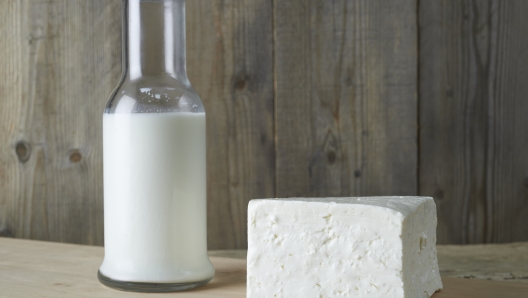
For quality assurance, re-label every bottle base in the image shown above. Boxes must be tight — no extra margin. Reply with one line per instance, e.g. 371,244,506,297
97,270,212,293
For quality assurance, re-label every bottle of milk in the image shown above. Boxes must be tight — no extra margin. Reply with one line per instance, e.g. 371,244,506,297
98,0,214,292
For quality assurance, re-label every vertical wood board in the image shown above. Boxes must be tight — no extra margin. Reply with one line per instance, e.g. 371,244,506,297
187,0,275,249
274,0,418,198
0,0,122,245
419,0,528,244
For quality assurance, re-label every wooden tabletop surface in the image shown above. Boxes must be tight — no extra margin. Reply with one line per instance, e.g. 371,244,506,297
1,238,528,297
210,241,528,284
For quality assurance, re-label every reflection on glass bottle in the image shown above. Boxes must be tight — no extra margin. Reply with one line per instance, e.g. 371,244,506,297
98,0,214,292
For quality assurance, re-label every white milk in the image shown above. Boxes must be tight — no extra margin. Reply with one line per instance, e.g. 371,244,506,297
99,112,214,283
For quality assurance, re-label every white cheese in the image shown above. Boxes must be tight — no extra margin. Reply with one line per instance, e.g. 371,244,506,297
247,197,443,298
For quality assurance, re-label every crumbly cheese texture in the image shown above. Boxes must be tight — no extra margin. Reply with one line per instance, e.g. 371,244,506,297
247,197,443,298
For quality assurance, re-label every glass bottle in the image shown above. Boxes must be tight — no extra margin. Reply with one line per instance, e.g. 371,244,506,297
98,0,214,292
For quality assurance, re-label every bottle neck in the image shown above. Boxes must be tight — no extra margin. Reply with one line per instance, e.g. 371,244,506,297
124,0,187,81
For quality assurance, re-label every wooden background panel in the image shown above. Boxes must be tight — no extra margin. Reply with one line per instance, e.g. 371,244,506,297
0,0,21,238
0,0,122,245
274,0,418,198
419,0,528,244
2,0,528,249
0,0,275,250
186,0,275,249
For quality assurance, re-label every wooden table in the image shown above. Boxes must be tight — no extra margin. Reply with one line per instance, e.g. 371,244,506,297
1,238,527,297
437,242,528,283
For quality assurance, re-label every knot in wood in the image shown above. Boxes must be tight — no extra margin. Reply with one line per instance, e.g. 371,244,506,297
69,151,82,163
434,188,444,200
15,141,31,163
234,76,248,91
326,151,336,164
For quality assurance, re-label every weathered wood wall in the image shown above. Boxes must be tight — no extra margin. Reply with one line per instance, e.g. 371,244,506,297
419,0,528,244
186,0,275,249
274,0,417,198
0,0,526,248
0,0,121,244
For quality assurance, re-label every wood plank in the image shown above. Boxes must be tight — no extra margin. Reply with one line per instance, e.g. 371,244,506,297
2,238,528,297
419,0,528,244
211,242,528,283
438,277,528,298
0,0,122,245
437,242,528,283
186,0,275,249
0,0,275,250
0,238,246,297
274,0,418,198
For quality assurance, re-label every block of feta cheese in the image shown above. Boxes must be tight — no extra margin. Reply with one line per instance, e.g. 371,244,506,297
247,197,443,298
